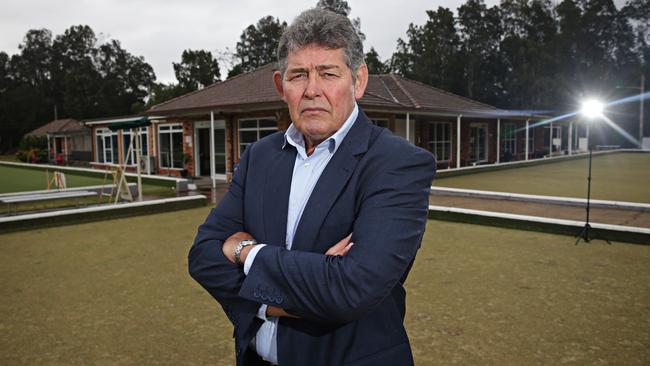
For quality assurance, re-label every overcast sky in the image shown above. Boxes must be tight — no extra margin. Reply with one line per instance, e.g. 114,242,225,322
1,0,627,84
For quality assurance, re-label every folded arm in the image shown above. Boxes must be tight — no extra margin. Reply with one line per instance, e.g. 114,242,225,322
238,149,436,324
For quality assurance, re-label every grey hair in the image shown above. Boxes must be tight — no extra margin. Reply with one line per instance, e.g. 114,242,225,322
277,8,364,80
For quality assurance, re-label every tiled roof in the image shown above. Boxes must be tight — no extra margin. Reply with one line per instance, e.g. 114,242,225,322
25,118,89,137
148,63,501,116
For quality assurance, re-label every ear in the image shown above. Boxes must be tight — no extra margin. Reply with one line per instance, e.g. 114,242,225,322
354,63,369,100
273,71,285,100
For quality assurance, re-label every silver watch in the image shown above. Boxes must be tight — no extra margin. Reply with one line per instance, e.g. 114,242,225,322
234,239,257,265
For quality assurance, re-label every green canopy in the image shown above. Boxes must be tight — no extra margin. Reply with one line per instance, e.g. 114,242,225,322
108,117,151,131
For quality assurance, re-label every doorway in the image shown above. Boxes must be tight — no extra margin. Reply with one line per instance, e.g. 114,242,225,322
469,123,488,163
194,121,226,178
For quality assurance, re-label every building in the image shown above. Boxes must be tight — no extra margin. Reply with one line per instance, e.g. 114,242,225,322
86,64,588,179
25,118,92,164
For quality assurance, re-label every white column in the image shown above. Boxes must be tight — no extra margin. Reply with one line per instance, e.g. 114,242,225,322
210,111,216,190
525,119,530,161
456,115,462,168
135,129,143,201
406,113,410,143
586,122,590,151
568,121,573,155
549,122,553,157
152,123,157,171
496,119,501,164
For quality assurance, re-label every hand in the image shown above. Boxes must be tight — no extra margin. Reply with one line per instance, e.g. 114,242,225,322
222,231,255,264
325,233,354,256
266,305,299,318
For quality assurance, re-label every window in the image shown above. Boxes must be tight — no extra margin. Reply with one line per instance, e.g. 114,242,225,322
158,124,183,168
503,123,517,158
122,127,149,165
238,118,277,156
96,128,118,163
428,122,451,161
371,119,389,129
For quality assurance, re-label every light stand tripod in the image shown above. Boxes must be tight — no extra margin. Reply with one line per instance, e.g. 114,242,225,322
575,147,611,245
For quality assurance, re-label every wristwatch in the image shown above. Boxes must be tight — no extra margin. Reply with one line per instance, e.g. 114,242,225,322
234,239,257,265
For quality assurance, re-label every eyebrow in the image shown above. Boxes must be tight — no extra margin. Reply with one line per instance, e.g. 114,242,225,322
286,64,341,74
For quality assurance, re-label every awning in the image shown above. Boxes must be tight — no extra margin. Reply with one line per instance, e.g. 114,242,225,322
108,117,151,131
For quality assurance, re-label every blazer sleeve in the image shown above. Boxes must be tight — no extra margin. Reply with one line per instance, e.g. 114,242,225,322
188,146,261,328
238,146,436,324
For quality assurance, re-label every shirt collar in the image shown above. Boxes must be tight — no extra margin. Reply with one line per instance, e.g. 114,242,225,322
283,103,359,159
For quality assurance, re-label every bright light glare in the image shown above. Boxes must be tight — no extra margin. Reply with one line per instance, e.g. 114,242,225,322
581,99,604,119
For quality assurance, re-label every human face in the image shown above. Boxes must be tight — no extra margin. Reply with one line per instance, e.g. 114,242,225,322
274,45,368,150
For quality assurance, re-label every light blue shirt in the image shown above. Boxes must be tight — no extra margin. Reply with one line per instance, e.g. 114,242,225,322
243,104,359,364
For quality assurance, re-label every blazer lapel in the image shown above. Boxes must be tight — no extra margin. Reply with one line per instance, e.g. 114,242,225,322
262,143,296,248
290,113,374,252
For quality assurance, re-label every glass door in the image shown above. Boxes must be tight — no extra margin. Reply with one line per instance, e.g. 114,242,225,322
469,123,488,163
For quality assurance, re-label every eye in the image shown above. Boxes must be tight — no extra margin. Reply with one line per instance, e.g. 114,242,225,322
289,73,307,81
323,72,338,78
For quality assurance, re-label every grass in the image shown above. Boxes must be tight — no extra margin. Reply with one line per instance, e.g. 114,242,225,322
0,207,648,365
0,165,176,209
434,152,650,203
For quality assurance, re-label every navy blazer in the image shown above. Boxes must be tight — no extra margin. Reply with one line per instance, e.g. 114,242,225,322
189,111,436,366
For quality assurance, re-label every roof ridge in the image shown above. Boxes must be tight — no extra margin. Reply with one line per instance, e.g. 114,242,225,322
148,63,277,112
394,75,498,110
390,74,420,109
363,90,407,107
376,76,400,104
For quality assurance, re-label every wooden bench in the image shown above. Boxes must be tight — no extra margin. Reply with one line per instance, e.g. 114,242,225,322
0,191,98,215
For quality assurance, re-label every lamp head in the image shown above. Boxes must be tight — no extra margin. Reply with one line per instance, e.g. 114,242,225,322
581,99,604,119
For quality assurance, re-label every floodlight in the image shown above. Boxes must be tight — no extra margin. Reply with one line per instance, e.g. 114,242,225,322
581,99,604,119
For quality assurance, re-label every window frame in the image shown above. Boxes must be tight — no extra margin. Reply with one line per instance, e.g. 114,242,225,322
121,126,149,166
238,117,277,157
427,122,452,162
157,123,184,169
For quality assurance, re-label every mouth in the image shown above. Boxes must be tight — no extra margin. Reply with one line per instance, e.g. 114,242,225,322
301,107,329,114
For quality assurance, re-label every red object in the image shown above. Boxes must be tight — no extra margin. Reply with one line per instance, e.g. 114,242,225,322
56,154,64,165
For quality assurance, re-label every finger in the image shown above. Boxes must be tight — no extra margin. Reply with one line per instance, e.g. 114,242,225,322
326,233,353,255
339,242,354,256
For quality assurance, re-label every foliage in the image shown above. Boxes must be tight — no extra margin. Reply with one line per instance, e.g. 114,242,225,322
316,0,366,42
365,47,389,74
15,135,48,162
0,25,156,153
173,49,220,91
229,16,287,77
390,0,646,114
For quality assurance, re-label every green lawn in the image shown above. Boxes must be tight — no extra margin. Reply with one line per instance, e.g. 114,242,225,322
434,152,650,203
0,164,176,202
0,207,647,365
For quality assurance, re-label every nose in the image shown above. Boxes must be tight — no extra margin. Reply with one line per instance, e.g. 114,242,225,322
304,73,322,99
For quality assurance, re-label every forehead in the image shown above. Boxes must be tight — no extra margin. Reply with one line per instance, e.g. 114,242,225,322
285,45,348,70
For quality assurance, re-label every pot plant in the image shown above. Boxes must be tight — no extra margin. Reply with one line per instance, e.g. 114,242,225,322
180,152,193,178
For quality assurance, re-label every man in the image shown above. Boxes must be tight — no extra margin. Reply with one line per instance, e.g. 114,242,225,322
189,8,436,366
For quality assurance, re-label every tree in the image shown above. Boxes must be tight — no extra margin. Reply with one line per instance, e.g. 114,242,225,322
390,7,463,94
230,16,286,77
173,49,221,91
146,82,187,108
96,40,156,115
365,47,388,74
316,0,350,15
457,0,504,104
316,0,366,42
0,25,156,152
